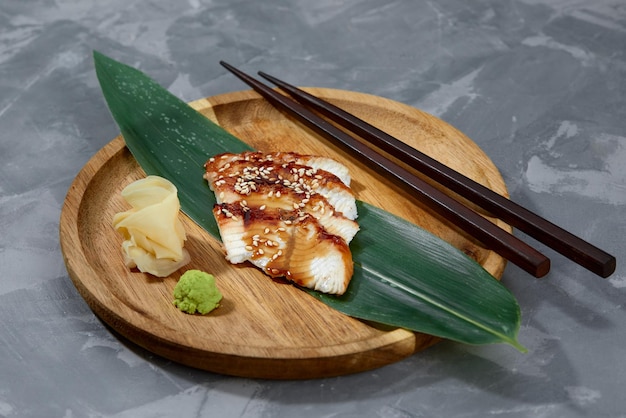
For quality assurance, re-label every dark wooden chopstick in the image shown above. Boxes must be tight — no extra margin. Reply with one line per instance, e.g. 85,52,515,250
256,72,616,279
220,61,550,278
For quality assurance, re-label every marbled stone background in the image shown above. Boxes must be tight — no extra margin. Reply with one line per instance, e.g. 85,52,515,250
1,0,625,417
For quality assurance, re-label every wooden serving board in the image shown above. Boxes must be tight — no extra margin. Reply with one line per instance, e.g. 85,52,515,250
60,88,510,379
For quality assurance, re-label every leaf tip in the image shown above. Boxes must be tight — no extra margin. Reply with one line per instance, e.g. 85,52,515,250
92,49,107,66
509,339,528,353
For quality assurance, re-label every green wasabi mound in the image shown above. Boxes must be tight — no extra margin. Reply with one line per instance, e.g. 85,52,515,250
173,270,222,315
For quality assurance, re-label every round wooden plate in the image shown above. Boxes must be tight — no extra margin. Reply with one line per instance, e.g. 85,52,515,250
60,88,510,379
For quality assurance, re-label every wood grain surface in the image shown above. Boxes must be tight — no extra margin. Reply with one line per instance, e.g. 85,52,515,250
60,88,511,379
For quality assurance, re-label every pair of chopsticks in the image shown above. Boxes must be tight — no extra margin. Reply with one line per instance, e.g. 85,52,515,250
220,62,616,279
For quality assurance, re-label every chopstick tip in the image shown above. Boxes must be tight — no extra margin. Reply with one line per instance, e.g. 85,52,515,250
599,255,617,278
535,258,551,278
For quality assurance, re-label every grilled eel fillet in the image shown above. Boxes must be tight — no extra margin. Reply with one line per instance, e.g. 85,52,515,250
204,151,358,295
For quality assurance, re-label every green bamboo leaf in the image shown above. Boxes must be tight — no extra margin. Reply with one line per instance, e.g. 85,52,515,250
93,51,525,351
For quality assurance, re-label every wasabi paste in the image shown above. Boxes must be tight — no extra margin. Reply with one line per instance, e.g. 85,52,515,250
173,270,222,314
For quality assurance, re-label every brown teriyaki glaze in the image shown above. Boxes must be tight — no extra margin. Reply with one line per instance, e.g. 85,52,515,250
206,151,358,295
